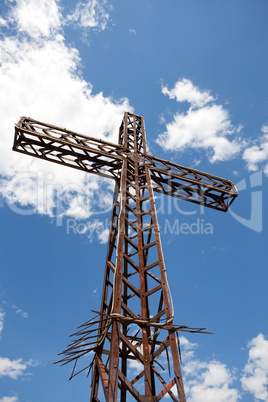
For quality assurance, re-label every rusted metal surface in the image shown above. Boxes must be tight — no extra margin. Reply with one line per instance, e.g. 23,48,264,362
14,114,238,212
147,155,237,211
13,112,238,401
13,117,124,180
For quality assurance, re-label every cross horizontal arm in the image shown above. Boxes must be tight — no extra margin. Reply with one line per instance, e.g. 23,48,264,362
147,155,238,212
13,117,124,180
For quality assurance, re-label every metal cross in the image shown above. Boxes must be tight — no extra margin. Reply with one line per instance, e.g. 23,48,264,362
13,112,238,401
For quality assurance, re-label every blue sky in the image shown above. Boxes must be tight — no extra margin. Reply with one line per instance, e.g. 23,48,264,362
0,0,267,401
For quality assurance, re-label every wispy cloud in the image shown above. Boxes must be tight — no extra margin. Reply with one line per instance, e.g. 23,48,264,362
12,305,29,319
66,0,111,31
243,125,268,176
0,17,8,27
0,308,5,335
157,79,242,163
97,228,109,244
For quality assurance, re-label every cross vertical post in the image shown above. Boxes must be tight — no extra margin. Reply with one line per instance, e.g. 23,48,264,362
13,112,238,401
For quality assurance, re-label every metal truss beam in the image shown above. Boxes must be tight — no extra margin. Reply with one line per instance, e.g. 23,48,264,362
13,115,238,212
13,112,238,401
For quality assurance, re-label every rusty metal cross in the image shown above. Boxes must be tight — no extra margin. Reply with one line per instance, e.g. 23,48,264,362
13,112,237,401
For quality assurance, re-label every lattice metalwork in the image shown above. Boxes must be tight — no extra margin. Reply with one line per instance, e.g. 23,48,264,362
13,112,238,401
14,115,237,212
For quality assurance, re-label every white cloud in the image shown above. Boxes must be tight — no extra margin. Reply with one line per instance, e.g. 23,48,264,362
158,79,242,162
0,0,132,236
179,336,198,361
0,308,5,335
0,397,19,402
262,125,268,135
67,0,111,31
157,103,241,162
162,78,215,108
243,125,268,175
241,333,268,401
0,17,8,27
9,0,61,39
128,333,268,401
0,357,28,380
97,228,109,244
178,336,241,402
86,219,108,242
64,194,93,220
184,360,240,402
